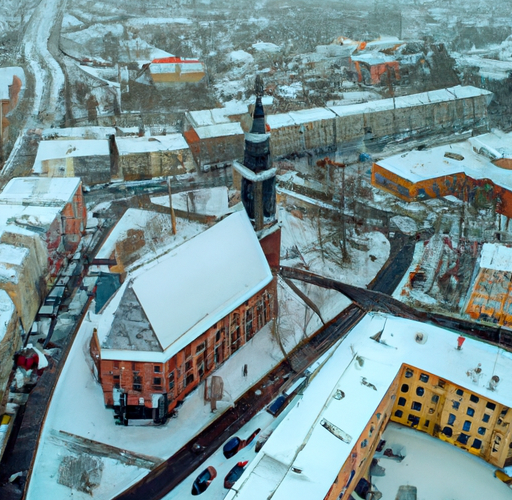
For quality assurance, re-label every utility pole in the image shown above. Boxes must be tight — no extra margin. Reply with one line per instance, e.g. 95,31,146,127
167,176,177,235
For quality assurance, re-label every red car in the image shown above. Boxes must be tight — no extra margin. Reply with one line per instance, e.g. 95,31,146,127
224,461,248,489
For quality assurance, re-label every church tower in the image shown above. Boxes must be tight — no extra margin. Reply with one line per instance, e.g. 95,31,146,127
234,76,276,232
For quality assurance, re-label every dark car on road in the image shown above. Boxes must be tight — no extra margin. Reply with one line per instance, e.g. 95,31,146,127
223,428,261,459
191,466,217,495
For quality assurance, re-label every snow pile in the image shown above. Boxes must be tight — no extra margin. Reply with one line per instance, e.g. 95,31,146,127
252,42,280,53
390,215,418,235
228,50,254,65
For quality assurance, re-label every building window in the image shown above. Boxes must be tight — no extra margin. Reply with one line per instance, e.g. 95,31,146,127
478,427,486,435
456,389,464,396
472,439,482,450
443,426,453,437
452,401,460,410
419,373,429,383
416,387,424,397
486,402,496,411
467,407,475,417
230,313,241,353
408,415,419,426
437,379,446,388
216,330,222,342
398,397,406,407
196,342,206,354
431,395,439,403
154,365,161,373
401,384,409,393
361,439,368,448
184,373,194,388
412,401,422,411
470,394,479,404
168,372,175,391
245,308,254,341
482,414,490,423
394,410,403,418
133,373,142,391
113,375,120,381
457,433,469,445
463,421,471,432
425,420,430,428
448,414,456,425
185,360,193,372
153,377,162,386
405,369,414,378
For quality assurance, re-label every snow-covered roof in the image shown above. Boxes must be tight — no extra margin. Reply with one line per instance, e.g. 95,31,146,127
151,186,230,217
0,205,61,231
227,312,512,500
267,108,336,129
194,122,243,140
99,211,272,361
327,85,492,118
34,139,110,163
0,177,81,206
0,242,28,267
479,243,512,272
266,86,491,130
351,52,397,65
42,126,116,140
0,67,24,100
116,134,189,155
457,55,512,81
187,104,248,128
94,208,205,261
375,130,512,190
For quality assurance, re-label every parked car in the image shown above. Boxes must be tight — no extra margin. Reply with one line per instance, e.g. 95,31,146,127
223,428,261,459
191,466,217,495
224,461,248,489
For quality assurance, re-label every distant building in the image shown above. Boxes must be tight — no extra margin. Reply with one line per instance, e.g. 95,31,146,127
350,52,400,85
183,122,244,172
465,243,512,328
266,85,492,159
33,139,111,185
114,134,195,180
148,57,206,83
90,211,276,424
372,130,512,218
226,313,512,500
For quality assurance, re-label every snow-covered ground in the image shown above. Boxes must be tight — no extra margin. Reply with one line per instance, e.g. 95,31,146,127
373,422,512,500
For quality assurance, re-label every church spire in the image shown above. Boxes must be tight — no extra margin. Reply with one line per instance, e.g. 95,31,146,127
234,76,276,231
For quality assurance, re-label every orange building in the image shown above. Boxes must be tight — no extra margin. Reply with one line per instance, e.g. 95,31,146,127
90,211,277,424
465,243,512,328
350,53,400,85
372,130,512,219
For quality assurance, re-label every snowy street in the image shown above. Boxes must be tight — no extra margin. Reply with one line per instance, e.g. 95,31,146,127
22,0,66,125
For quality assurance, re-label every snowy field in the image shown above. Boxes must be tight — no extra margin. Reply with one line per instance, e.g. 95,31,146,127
373,422,512,500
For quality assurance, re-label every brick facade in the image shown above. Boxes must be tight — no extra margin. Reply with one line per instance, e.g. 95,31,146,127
92,280,276,417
